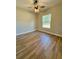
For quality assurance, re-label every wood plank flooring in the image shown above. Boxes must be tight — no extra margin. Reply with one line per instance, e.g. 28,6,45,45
16,31,62,59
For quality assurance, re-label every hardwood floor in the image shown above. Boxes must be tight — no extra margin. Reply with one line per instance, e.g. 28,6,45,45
16,31,62,59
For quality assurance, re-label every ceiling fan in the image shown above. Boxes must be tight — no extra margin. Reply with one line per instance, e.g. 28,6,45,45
27,0,46,13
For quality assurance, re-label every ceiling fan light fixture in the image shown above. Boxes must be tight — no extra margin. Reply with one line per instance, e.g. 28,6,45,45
33,0,39,13
35,8,39,13
33,5,39,13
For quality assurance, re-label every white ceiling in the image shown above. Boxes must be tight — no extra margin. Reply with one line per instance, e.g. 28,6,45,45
16,0,61,12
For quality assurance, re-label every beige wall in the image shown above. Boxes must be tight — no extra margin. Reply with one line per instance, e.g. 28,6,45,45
16,8,36,35
51,3,62,36
35,3,62,36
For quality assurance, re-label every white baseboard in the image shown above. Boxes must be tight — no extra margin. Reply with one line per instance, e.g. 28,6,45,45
37,30,62,37
16,29,62,37
16,30,36,36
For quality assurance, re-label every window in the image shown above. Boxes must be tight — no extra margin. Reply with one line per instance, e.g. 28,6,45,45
42,14,51,28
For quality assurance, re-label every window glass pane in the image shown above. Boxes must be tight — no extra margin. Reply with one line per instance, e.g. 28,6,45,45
42,14,51,28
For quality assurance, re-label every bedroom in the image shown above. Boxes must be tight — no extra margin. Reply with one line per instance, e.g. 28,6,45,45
16,0,62,59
